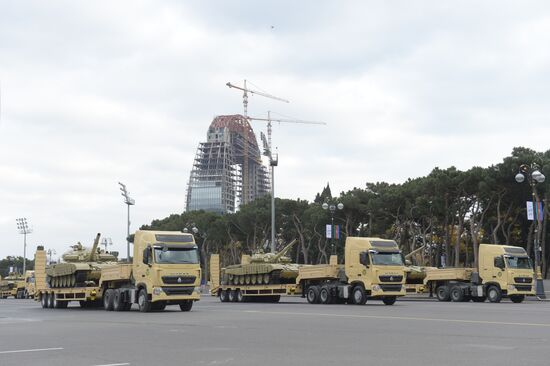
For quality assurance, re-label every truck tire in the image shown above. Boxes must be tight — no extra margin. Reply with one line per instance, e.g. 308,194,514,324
352,285,367,305
450,286,464,302
179,300,193,311
436,285,451,302
382,296,397,305
487,285,502,303
228,290,238,302
41,293,49,308
320,286,333,304
236,290,246,302
220,290,229,302
510,295,525,303
113,290,126,311
48,292,55,308
103,289,114,311
306,286,320,304
472,296,486,303
151,301,166,311
138,289,151,312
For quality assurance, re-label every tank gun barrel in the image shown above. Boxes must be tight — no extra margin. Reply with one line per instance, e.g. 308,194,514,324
405,244,426,260
273,239,298,261
88,233,101,261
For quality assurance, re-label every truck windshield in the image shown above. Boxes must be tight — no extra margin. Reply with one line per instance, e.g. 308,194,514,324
505,256,532,269
370,252,404,266
154,247,199,264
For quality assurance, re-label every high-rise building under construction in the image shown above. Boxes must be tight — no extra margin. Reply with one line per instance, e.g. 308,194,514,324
186,114,270,214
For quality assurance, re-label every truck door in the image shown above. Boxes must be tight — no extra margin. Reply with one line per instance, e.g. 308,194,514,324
492,256,506,287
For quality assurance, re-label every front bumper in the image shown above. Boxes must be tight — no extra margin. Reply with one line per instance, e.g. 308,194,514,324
507,284,535,296
152,286,201,301
370,284,406,297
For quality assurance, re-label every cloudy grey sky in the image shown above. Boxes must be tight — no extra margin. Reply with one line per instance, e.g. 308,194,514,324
2,1,550,260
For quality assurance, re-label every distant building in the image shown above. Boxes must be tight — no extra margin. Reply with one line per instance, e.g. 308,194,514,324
186,115,270,214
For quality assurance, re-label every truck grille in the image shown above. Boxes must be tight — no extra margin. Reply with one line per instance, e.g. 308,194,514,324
514,285,532,292
379,275,403,283
380,284,403,292
514,277,532,284
162,275,196,285
162,286,194,295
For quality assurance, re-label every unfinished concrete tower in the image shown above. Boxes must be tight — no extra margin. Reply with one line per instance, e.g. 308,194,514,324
186,115,270,214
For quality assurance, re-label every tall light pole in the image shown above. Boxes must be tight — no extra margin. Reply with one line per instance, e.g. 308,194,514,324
322,202,344,254
515,163,546,299
16,218,32,274
118,182,135,261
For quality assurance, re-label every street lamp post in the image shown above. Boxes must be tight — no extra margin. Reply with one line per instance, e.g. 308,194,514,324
16,218,32,274
118,182,135,261
46,249,56,265
515,163,546,299
322,202,344,254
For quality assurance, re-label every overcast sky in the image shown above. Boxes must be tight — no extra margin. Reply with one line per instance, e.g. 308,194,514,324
2,1,550,261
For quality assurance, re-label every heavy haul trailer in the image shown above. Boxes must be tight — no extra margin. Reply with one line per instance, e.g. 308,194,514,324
35,230,202,312
210,237,407,305
405,244,535,303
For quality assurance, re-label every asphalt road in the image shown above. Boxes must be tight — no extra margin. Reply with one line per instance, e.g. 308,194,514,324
1,294,550,366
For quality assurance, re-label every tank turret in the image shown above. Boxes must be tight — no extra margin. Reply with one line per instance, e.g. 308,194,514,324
45,233,118,288
222,239,302,286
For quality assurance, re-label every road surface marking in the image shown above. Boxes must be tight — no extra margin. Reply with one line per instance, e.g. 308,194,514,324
91,363,130,366
0,347,63,354
243,310,550,328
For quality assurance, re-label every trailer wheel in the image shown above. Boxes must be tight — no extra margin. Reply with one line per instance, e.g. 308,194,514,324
306,286,320,304
436,285,451,302
270,295,281,303
228,290,238,302
103,289,114,311
320,286,332,304
48,292,55,308
487,285,502,303
510,295,525,303
138,289,151,312
179,300,193,311
352,286,367,305
40,293,48,308
236,289,245,302
382,296,397,305
450,286,464,302
220,289,229,302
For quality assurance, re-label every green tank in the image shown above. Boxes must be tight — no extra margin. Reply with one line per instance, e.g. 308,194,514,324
45,233,118,288
222,239,300,286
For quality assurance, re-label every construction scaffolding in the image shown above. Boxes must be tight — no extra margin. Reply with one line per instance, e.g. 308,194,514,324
186,115,270,214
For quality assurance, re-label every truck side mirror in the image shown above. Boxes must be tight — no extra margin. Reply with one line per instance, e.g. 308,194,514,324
359,252,370,267
494,256,505,270
143,248,151,265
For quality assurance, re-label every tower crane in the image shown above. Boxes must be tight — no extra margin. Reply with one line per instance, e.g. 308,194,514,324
247,111,327,253
226,80,289,207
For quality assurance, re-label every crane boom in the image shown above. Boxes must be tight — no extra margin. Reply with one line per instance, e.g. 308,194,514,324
226,82,290,104
248,116,326,125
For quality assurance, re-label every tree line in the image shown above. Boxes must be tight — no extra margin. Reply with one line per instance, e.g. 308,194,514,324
141,147,549,278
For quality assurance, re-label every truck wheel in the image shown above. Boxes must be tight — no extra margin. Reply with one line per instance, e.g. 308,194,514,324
487,285,502,303
472,296,486,303
306,286,320,304
41,293,49,308
113,290,125,311
138,289,151,312
236,290,246,302
179,300,193,311
270,295,281,303
103,289,114,311
352,286,367,305
228,290,238,302
151,301,166,311
510,295,525,303
450,286,464,302
320,286,333,304
382,296,397,305
220,290,229,302
436,285,451,302
48,292,55,308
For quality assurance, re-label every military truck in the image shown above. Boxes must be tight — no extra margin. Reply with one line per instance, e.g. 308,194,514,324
298,237,406,305
405,244,535,303
35,230,201,312
24,270,36,299
0,273,26,299
211,237,407,305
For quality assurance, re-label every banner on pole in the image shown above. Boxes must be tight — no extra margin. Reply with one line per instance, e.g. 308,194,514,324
326,224,332,239
536,201,544,222
527,201,534,221
334,225,340,240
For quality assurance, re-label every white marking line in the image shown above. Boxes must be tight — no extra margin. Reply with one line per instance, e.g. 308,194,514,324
0,347,63,354
92,363,130,366
243,310,550,328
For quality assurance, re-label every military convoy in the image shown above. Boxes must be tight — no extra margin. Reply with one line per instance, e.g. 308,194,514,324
34,230,201,312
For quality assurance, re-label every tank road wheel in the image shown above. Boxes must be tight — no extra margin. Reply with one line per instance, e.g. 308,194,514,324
48,292,55,308
436,285,451,302
228,290,238,302
306,286,320,304
232,276,239,285
251,275,257,285
239,276,245,285
113,290,126,311
103,289,114,311
352,285,367,305
138,289,151,312
320,286,333,304
382,296,397,305
487,285,502,303
257,274,264,285
70,275,76,287
510,295,525,303
220,289,229,302
245,275,251,285
450,286,465,302
179,300,193,312
41,293,49,308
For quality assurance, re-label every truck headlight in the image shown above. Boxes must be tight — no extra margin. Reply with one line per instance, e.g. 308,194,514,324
194,287,201,294
508,285,515,291
153,287,163,295
372,285,381,291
